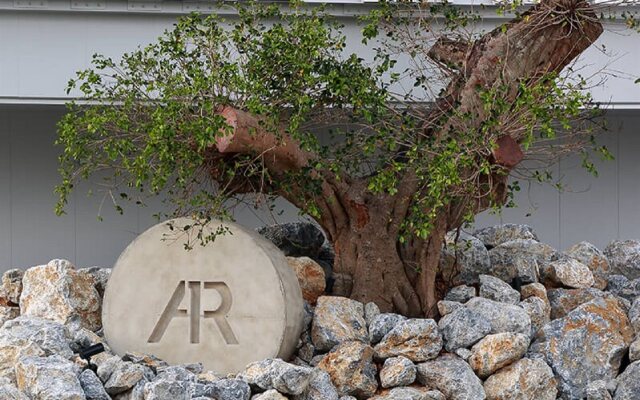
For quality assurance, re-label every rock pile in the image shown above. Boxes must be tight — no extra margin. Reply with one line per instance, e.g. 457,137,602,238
2,223,640,399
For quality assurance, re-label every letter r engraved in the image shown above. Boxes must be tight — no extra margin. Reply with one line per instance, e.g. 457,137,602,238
148,280,238,345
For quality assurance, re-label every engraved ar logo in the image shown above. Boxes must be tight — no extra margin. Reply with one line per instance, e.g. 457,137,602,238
148,281,239,345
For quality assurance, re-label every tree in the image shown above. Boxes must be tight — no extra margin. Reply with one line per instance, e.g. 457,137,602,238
56,0,637,316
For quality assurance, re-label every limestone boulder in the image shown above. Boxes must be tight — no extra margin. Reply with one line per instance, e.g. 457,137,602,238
15,355,85,400
567,241,610,289
238,358,312,395
604,240,640,280
615,361,640,399
369,313,407,344
0,269,23,306
373,319,442,362
317,341,377,399
20,259,102,331
473,224,538,248
545,258,595,289
438,307,491,351
312,296,367,352
291,369,339,400
479,274,520,304
444,285,476,303
530,297,633,399
379,356,416,388
468,332,529,378
483,358,557,400
287,257,326,305
416,354,485,400
489,239,557,283
465,297,531,336
440,232,491,285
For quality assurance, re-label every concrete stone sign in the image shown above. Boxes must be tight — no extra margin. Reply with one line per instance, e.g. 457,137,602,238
102,218,304,374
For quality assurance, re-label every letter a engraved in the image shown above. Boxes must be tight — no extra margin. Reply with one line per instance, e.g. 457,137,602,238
148,280,238,345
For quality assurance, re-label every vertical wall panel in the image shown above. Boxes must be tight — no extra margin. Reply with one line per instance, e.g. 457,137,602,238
0,109,11,267
558,129,619,250
9,107,76,268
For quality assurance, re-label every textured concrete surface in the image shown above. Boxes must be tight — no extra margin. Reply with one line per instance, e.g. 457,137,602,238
102,218,304,374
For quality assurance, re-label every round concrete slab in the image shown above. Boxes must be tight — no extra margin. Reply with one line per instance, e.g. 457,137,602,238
102,218,304,374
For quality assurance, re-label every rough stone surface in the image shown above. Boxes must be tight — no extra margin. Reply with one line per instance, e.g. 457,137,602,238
291,369,339,400
379,356,416,388
444,285,476,303
438,307,491,351
436,300,463,316
489,239,557,283
373,319,442,362
615,360,640,399
239,358,312,395
530,297,633,399
257,222,325,259
79,369,111,400
546,258,595,289
312,296,367,352
566,242,610,290
585,380,613,400
483,358,557,400
103,218,305,374
15,355,85,400
368,313,407,344
473,224,538,248
468,332,529,378
317,341,377,399
479,274,521,304
440,232,491,285
465,297,531,336
20,259,102,331
604,240,640,280
287,257,326,305
0,269,23,306
416,354,485,400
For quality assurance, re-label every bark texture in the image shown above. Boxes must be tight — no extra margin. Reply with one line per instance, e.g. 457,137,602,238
211,0,603,316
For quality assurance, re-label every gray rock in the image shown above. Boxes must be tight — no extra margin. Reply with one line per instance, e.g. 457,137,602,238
143,379,189,400
483,358,557,400
489,239,558,283
317,341,377,399
438,307,491,351
416,354,485,400
379,356,416,388
586,380,613,400
291,369,339,400
444,285,476,303
545,258,595,289
436,300,463,316
604,240,640,280
530,297,633,399
238,358,312,395
479,274,521,304
0,269,23,305
311,296,367,352
615,361,640,399
364,302,380,327
15,355,85,400
473,224,538,248
104,361,147,395
440,232,491,285
369,313,407,344
566,241,610,290
373,319,442,362
257,222,325,259
465,297,531,336
79,369,111,400
202,378,251,400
